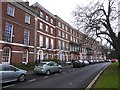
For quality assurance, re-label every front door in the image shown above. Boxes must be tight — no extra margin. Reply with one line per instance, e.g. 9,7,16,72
37,50,43,63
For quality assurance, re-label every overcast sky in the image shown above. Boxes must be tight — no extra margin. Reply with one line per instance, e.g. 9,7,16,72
28,0,94,27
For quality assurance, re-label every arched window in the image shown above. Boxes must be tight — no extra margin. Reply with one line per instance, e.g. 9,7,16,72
71,53,73,60
58,51,63,61
22,49,28,65
44,52,48,59
2,47,11,64
37,50,44,62
50,53,54,59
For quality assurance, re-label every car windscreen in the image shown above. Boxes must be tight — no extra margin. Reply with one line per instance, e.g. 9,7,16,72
79,60,83,63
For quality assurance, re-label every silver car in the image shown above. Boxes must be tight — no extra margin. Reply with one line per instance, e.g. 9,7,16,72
0,64,27,83
34,61,62,75
83,60,89,65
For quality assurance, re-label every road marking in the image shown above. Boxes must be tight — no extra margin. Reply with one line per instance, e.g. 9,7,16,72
28,79,36,82
73,69,76,71
3,84,15,88
85,64,110,90
44,76,48,79
69,83,72,85
62,72,65,74
55,73,59,75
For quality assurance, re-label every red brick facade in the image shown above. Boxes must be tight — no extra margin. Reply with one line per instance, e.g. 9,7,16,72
0,2,103,65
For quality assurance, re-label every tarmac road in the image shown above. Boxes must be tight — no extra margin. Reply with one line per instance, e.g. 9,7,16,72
2,62,110,89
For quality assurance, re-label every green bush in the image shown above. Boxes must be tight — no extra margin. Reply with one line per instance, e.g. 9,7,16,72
14,63,35,71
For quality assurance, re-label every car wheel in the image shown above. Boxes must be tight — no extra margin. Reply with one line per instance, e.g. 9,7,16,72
58,68,62,73
46,70,50,76
18,74,26,82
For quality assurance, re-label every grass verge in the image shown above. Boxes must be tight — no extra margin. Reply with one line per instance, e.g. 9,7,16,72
93,62,119,89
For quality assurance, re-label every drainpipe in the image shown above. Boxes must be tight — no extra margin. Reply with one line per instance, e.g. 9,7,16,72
34,16,38,64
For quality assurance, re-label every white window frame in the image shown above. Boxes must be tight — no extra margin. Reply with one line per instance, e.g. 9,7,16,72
65,26,68,31
46,25,49,32
45,52,49,59
25,14,30,24
40,11,43,18
73,31,74,35
73,37,75,42
76,39,78,43
2,47,11,64
62,41,65,50
50,18,54,24
24,30,30,45
46,15,49,21
58,21,61,27
58,40,61,49
39,35,43,47
40,22,43,30
58,30,61,37
62,32,64,38
51,38,54,49
46,37,49,48
4,22,13,42
66,34,68,39
66,43,68,50
70,36,72,41
22,49,28,65
7,4,15,17
76,32,77,36
70,29,72,34
51,53,54,59
62,24,65,29
51,28,53,34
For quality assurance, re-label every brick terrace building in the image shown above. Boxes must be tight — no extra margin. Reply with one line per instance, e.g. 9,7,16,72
0,2,37,64
0,1,103,65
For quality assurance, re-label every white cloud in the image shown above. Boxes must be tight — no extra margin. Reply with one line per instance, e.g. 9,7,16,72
28,0,93,26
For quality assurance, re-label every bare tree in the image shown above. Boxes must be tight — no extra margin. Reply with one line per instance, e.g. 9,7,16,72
73,0,120,67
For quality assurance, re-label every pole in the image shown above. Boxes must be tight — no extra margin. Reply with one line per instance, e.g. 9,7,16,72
34,16,38,64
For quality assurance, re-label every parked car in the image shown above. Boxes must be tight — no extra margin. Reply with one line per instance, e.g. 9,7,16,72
83,60,89,66
96,60,100,63
72,60,84,68
111,59,117,63
34,61,62,75
78,60,85,67
89,60,94,64
0,64,27,83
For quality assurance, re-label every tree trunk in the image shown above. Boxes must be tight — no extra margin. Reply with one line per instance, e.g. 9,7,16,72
118,60,120,68
117,52,120,68
118,58,120,68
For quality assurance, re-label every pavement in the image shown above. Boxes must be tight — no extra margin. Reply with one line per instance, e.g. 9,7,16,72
27,64,73,75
